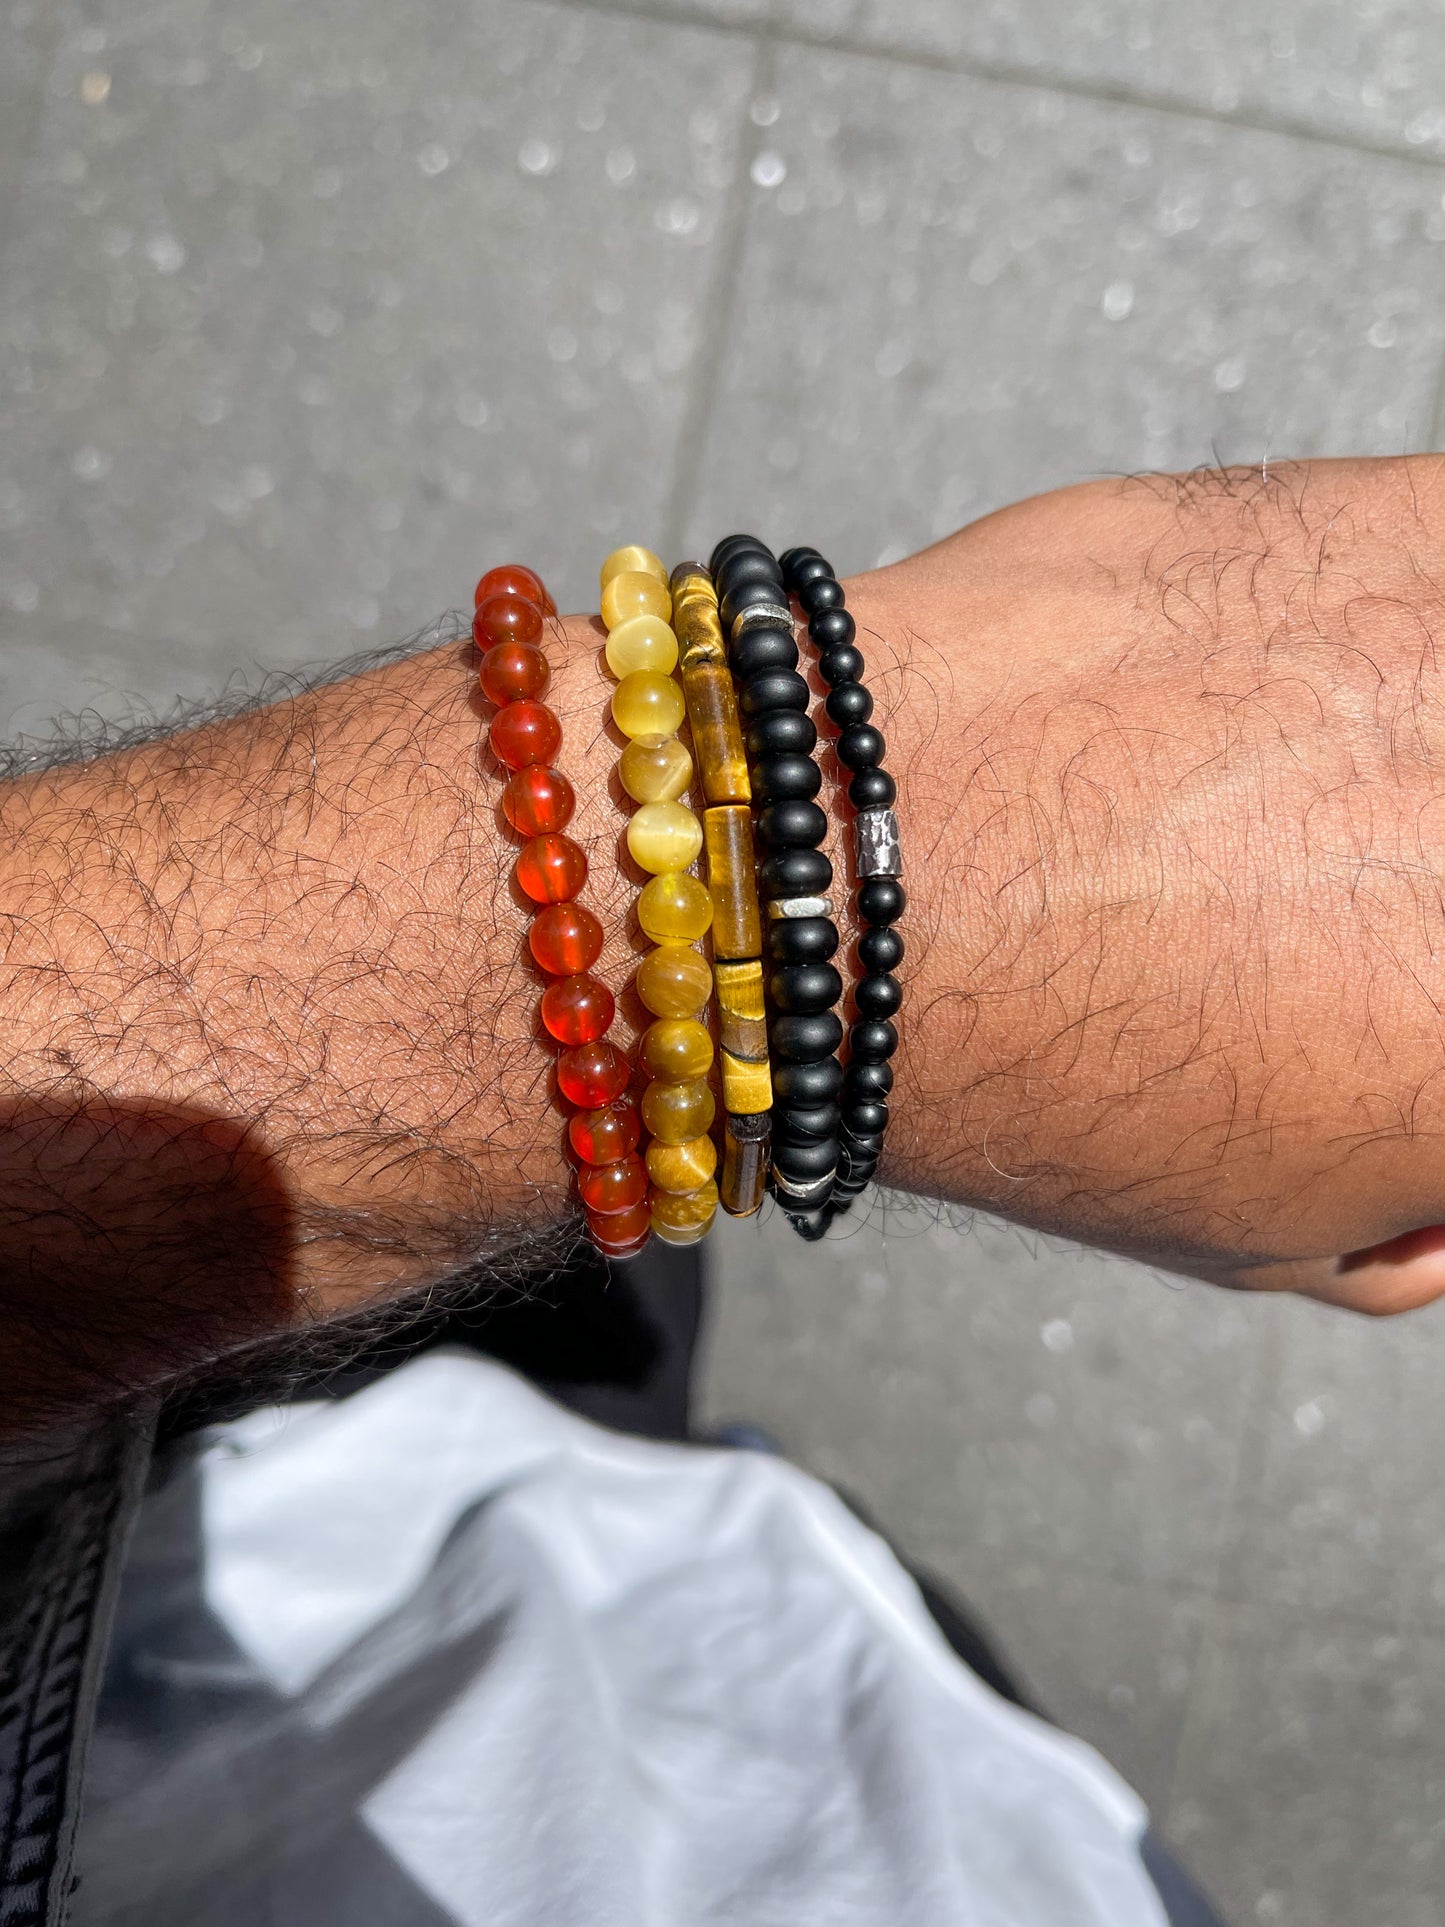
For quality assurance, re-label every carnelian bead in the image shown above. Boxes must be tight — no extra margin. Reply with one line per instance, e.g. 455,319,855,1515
541,973,615,1046
504,765,574,837
474,594,544,650
557,1039,629,1107
587,1198,651,1247
576,1153,648,1215
480,641,549,705
568,1096,640,1164
594,1233,650,1261
490,700,561,770
475,563,554,613
530,902,603,976
516,833,587,905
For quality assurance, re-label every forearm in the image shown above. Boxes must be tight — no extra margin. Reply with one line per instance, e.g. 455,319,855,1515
0,635,624,1427
864,457,1445,1292
6,455,1445,1431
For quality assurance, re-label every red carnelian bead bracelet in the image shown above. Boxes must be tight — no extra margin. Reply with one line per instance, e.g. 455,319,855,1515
474,562,647,1260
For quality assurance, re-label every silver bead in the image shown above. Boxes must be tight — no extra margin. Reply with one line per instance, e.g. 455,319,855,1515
770,1165,836,1201
731,601,793,639
855,808,902,878
766,895,836,920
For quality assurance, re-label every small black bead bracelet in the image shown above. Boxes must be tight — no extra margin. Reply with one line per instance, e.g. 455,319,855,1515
710,533,843,1235
779,545,904,1220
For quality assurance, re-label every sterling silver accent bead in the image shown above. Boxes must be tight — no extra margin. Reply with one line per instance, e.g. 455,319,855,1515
854,808,902,878
770,1165,836,1201
766,895,836,920
731,601,794,639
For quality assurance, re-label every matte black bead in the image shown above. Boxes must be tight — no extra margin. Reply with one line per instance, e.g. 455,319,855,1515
754,753,821,802
832,1148,878,1179
842,1098,889,1137
770,962,843,1013
857,878,905,925
746,710,817,759
739,669,810,716
730,628,798,679
844,1059,893,1099
776,1102,841,1140
842,1131,884,1159
715,559,783,604
721,578,789,630
855,973,902,1019
772,1057,844,1105
836,722,885,769
858,926,904,973
789,553,835,590
849,767,896,811
714,538,780,578
759,848,833,897
768,916,838,965
832,1179,869,1202
837,1139,878,1173
771,1010,845,1063
771,1136,838,1180
818,643,864,686
810,607,856,651
711,532,772,573
801,576,845,614
825,682,873,728
850,1018,898,1061
758,799,828,849
779,546,824,579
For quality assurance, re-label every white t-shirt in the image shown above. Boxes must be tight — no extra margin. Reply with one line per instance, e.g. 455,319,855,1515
74,1349,1168,1926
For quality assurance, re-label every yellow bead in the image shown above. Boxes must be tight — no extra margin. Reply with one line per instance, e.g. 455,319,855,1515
627,800,703,875
601,545,668,593
602,571,671,631
652,1217,712,1247
620,734,693,805
647,1134,718,1194
642,1077,715,1143
641,1017,713,1082
651,1180,719,1234
637,871,713,944
612,670,686,741
636,942,713,1018
605,614,679,679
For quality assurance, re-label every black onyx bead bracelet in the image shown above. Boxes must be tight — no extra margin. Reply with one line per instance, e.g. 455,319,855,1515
711,534,843,1234
779,546,903,1223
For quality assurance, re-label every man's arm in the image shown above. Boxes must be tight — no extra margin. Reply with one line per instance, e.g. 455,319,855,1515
4,456,1445,1433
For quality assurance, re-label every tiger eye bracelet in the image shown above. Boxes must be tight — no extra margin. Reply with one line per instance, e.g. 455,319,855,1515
474,561,645,1260
669,561,771,1217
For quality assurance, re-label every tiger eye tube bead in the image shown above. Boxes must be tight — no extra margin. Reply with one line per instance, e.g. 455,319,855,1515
673,559,772,1213
670,563,751,806
476,558,634,1257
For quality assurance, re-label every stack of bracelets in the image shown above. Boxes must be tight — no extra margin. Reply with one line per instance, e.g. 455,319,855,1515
473,535,903,1257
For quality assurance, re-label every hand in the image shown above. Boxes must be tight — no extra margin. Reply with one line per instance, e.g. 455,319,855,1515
859,457,1445,1313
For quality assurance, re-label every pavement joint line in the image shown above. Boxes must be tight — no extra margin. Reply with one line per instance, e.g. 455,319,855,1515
547,0,1445,175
